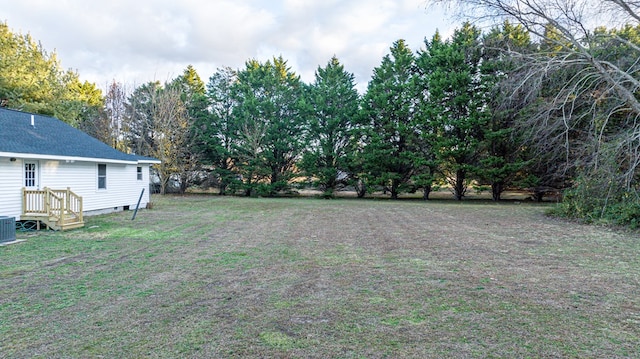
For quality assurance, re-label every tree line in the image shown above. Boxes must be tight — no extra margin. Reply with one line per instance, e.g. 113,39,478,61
93,23,528,201
2,1,640,226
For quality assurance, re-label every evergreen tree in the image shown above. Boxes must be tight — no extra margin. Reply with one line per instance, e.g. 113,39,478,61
419,24,490,200
0,21,103,125
301,56,360,197
413,33,444,200
478,21,533,200
198,67,240,195
359,40,421,199
231,57,308,196
168,65,208,193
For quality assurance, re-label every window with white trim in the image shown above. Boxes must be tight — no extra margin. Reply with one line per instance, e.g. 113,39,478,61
25,162,37,187
137,166,142,181
98,164,107,189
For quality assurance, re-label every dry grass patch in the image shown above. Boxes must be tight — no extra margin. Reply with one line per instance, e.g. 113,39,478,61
1,195,638,358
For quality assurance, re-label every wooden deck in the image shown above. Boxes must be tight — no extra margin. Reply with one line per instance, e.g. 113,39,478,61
21,187,84,231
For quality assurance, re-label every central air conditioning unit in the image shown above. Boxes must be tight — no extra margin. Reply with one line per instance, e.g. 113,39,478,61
0,216,16,243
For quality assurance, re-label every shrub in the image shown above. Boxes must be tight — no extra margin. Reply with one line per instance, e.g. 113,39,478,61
550,175,640,228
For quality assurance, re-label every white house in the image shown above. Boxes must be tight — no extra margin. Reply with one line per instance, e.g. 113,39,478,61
0,108,160,230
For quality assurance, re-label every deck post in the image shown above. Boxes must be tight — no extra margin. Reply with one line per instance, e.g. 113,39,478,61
22,187,26,215
78,195,83,223
59,189,65,226
66,187,71,214
44,187,50,218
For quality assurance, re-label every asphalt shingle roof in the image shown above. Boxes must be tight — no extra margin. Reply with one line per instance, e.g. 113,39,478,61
0,108,157,163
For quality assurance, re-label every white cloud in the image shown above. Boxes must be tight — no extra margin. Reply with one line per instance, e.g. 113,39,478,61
0,0,454,91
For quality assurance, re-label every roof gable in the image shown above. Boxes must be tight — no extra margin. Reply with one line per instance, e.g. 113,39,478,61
0,108,158,164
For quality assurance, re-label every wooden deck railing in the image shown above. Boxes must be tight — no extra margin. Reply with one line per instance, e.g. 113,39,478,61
22,187,83,225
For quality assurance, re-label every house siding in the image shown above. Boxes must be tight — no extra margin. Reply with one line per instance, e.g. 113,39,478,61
0,157,24,219
39,160,151,213
0,158,152,220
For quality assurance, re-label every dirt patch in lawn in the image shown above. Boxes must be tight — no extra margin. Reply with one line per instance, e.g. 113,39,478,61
1,196,638,358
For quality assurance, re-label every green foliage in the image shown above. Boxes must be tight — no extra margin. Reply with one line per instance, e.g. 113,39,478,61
166,66,208,192
358,40,421,199
475,21,533,200
169,65,206,98
0,21,103,125
0,14,611,224
550,175,640,228
195,67,239,195
231,57,308,196
418,23,491,200
301,56,360,197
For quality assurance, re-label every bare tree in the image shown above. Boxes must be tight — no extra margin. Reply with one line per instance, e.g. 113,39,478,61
104,81,128,151
79,81,128,148
150,86,191,195
125,83,191,195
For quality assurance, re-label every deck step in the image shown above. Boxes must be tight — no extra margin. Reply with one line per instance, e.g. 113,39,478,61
20,215,85,231
59,221,85,231
61,216,80,224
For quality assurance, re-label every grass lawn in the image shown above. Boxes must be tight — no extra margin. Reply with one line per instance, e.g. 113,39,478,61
1,195,639,358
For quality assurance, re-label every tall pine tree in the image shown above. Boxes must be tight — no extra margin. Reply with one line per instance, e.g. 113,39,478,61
479,21,533,200
359,40,421,199
301,56,360,197
197,67,239,195
419,24,490,200
232,57,308,196
361,40,417,199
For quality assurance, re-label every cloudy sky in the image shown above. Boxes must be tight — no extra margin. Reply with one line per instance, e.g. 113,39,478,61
1,0,454,92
